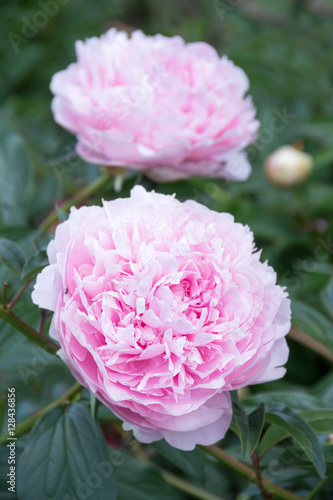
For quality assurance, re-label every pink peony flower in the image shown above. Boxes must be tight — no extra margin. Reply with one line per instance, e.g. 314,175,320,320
32,187,290,450
50,29,259,183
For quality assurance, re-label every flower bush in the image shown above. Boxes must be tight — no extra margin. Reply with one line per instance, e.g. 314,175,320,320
1,3,333,499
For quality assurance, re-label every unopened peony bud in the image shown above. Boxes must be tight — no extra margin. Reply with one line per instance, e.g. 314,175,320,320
264,145,313,187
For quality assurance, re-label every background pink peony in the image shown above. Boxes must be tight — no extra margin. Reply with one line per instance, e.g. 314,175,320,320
32,187,290,450
50,29,259,182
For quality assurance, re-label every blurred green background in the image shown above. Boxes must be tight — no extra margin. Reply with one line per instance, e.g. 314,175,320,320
0,1,333,498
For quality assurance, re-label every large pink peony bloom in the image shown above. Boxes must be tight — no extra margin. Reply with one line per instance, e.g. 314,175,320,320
50,29,259,182
32,187,290,450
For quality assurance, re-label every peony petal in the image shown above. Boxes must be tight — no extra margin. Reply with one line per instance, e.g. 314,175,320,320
31,264,62,311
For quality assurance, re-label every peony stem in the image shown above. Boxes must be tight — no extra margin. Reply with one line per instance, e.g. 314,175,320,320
0,382,82,445
38,172,113,233
251,451,271,500
159,468,226,500
202,445,303,500
7,281,31,312
39,309,49,335
288,326,333,363
122,437,227,500
2,282,8,310
0,303,58,354
111,425,226,500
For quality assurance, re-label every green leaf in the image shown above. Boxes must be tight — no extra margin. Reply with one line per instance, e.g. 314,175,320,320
291,300,333,353
265,403,326,478
243,390,321,411
298,121,333,145
311,373,333,408
232,402,265,459
258,425,290,458
321,277,333,322
114,453,181,500
55,203,69,223
258,409,333,457
0,237,25,276
0,114,33,226
17,403,117,500
152,439,205,483
231,401,247,437
90,393,98,424
313,146,333,171
21,250,48,284
247,404,266,456
324,445,333,464
299,409,333,434
307,262,333,276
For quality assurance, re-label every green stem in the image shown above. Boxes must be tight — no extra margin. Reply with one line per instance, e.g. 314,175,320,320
0,303,58,354
118,428,226,500
251,450,271,500
2,282,8,310
0,382,82,446
39,172,113,233
159,468,226,500
306,474,333,500
7,281,31,312
202,445,303,500
289,326,333,363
